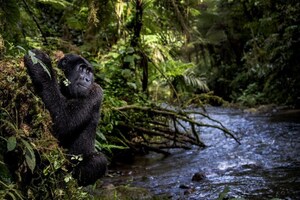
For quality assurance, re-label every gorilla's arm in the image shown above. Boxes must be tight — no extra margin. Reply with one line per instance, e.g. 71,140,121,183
24,50,102,137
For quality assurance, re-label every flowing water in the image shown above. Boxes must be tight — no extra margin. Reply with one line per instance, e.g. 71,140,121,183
104,107,300,200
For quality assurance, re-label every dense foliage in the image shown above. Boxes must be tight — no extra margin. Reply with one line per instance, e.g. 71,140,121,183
1,0,299,106
0,0,299,198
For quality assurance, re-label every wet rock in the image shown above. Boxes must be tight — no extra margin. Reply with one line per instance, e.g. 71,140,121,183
192,172,206,182
179,184,196,195
179,184,190,189
184,187,196,195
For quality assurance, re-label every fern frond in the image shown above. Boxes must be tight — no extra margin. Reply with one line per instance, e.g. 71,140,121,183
182,72,209,92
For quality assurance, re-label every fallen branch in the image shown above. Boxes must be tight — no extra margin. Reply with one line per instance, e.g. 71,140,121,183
111,104,240,154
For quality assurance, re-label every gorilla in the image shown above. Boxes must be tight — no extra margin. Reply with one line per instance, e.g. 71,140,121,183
24,49,107,186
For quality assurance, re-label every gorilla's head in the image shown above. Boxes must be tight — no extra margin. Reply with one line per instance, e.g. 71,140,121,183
58,54,94,97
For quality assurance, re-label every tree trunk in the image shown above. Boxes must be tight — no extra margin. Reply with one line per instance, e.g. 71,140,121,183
130,0,149,94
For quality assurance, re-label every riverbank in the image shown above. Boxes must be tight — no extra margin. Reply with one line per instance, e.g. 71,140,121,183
98,107,300,199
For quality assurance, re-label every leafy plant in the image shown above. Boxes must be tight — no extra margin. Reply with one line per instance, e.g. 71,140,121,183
236,83,265,106
0,180,24,200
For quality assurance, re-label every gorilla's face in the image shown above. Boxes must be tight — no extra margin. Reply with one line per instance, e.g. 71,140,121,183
69,62,94,96
58,54,94,97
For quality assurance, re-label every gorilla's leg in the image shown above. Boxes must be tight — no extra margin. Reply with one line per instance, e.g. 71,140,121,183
73,153,107,186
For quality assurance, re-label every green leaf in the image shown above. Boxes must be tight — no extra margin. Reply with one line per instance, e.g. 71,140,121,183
16,46,26,53
123,55,135,63
28,50,38,64
66,16,85,30
189,8,201,16
7,136,17,151
21,139,36,173
96,130,107,141
126,47,135,54
121,69,132,79
108,52,120,59
127,82,137,90
63,78,71,86
64,174,72,183
28,50,52,79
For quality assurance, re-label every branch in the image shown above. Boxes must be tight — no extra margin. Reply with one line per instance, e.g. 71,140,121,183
21,0,48,44
112,104,240,151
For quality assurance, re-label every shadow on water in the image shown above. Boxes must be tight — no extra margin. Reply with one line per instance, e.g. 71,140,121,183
103,107,300,200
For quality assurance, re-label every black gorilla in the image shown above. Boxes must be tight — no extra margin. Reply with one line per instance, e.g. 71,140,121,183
24,49,107,186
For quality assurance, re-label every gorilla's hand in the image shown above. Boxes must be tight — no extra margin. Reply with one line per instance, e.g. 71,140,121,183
24,49,56,95
24,49,54,83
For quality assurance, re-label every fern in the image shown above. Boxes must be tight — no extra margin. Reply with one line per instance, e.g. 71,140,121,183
183,69,209,92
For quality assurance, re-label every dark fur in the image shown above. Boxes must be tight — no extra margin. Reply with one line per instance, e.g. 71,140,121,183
24,49,107,186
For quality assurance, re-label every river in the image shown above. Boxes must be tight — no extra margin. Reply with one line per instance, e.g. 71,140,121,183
104,107,300,200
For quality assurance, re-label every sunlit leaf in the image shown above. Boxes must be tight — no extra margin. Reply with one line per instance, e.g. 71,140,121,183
16,46,26,52
127,82,137,90
108,52,120,59
64,174,72,183
189,8,201,16
63,78,71,86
